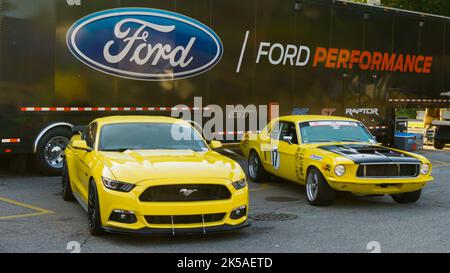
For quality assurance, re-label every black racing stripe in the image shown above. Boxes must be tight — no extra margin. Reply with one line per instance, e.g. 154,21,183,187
318,144,419,164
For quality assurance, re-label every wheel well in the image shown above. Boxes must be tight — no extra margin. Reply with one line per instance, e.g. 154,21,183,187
306,165,320,176
33,123,74,153
248,148,261,160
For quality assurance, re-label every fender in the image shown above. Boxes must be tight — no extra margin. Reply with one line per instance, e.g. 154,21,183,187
33,122,74,153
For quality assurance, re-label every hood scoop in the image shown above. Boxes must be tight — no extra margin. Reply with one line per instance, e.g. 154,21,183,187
335,145,402,156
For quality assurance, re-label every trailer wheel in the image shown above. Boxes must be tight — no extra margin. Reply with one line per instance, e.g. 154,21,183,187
434,142,445,150
35,127,72,176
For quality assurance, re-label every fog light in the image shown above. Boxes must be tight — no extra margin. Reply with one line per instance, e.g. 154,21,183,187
109,210,137,224
230,205,247,220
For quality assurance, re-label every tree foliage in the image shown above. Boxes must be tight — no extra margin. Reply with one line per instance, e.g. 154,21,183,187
351,0,450,17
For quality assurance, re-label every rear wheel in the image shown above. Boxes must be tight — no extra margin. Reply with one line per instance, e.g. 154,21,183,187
306,167,335,206
391,190,421,204
434,142,445,150
88,180,105,236
248,150,268,183
34,127,71,176
62,159,75,201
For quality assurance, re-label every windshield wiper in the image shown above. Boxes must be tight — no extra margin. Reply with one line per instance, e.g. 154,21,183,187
339,139,364,142
309,139,333,143
102,148,131,152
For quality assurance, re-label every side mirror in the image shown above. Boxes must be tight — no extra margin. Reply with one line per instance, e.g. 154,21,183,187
282,135,293,144
71,140,92,152
209,140,222,150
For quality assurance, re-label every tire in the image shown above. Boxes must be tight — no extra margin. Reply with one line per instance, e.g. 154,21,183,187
391,190,422,204
88,180,105,236
434,142,445,150
305,167,335,206
34,127,72,176
62,159,75,201
248,150,268,183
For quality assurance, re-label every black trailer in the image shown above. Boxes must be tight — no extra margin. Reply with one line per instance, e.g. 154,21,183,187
1,0,449,174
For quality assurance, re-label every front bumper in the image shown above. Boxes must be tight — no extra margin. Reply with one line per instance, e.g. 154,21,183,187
327,176,433,195
96,178,249,233
102,220,250,236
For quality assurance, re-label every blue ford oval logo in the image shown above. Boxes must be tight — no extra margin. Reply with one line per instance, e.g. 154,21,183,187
67,8,223,81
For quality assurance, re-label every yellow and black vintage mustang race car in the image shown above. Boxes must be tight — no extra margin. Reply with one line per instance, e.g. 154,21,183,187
241,115,433,206
63,116,249,235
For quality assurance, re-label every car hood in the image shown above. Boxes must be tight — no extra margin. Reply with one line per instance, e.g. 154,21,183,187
318,144,420,164
98,149,243,183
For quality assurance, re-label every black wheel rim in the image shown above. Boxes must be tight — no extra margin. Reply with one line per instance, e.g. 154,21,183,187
88,186,96,229
61,165,67,192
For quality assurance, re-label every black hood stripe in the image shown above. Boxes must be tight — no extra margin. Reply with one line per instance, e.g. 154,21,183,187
318,144,420,164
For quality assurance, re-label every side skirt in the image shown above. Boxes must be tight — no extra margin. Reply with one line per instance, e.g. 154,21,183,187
73,191,88,212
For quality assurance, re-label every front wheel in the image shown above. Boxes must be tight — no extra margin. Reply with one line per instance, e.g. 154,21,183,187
391,190,421,204
62,159,75,201
306,167,335,206
248,150,268,183
88,180,105,236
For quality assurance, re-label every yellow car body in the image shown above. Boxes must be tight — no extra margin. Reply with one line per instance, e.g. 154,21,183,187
63,116,249,235
241,115,433,205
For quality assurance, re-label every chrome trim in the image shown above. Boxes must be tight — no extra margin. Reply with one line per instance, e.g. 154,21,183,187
33,122,74,153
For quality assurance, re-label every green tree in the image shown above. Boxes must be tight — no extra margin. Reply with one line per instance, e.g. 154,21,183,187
351,0,450,17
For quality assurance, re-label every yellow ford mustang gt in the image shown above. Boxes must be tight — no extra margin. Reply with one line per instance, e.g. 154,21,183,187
241,115,433,206
62,116,249,235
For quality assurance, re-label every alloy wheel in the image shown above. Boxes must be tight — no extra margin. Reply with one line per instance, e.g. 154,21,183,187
306,171,319,201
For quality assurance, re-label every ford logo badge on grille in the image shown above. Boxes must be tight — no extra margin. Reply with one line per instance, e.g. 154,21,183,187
179,189,198,197
66,8,223,81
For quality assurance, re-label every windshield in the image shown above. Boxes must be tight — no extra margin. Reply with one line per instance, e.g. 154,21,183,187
99,123,208,152
299,121,375,144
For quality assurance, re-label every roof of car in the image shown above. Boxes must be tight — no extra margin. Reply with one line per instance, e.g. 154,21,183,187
94,116,185,125
278,115,359,123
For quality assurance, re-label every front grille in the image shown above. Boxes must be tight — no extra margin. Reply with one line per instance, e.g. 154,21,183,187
145,213,226,225
357,163,419,178
139,184,231,202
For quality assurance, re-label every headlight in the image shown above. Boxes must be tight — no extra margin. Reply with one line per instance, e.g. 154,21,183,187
102,177,135,192
232,179,247,190
420,163,430,175
334,165,346,177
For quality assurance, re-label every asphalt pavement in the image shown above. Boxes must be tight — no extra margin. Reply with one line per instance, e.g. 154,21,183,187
0,146,449,253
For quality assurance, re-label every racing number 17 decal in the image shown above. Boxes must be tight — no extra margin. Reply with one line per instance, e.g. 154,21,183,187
271,147,280,170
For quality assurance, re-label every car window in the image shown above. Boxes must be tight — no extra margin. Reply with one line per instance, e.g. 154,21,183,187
85,123,97,148
269,121,280,140
279,122,298,144
99,123,209,152
299,121,375,144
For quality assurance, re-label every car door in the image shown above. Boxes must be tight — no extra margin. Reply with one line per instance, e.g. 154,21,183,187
276,122,301,182
258,120,281,173
74,122,97,201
